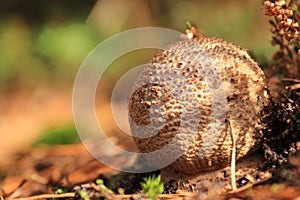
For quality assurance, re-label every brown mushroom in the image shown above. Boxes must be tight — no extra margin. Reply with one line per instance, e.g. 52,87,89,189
128,29,270,175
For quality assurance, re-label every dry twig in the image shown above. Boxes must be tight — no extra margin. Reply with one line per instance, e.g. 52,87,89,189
229,120,237,191
10,193,75,200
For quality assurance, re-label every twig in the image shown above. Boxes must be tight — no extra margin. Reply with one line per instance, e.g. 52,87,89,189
288,83,300,90
283,78,300,83
280,90,295,103
10,192,75,200
229,120,237,191
115,194,142,199
283,78,300,90
159,192,196,198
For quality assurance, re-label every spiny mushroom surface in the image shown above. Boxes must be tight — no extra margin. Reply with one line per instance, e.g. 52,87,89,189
128,31,270,174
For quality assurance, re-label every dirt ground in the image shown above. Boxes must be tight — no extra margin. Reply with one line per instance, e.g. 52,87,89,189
1,78,300,199
0,86,73,164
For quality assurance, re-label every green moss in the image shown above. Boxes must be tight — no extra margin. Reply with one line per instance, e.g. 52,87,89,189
33,126,80,146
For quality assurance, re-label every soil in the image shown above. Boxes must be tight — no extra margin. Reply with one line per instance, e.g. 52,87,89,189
1,79,300,199
1,143,300,199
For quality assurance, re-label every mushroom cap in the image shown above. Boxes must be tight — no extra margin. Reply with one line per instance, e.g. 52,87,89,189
128,36,269,174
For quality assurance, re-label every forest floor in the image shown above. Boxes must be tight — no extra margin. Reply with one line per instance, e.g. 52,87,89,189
1,75,300,200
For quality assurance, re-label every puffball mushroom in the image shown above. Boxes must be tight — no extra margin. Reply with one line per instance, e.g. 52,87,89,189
128,28,270,175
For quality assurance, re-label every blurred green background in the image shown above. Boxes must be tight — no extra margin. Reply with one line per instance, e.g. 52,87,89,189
0,0,276,159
